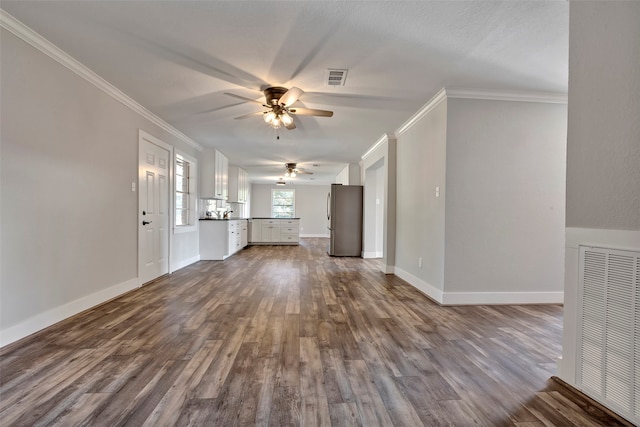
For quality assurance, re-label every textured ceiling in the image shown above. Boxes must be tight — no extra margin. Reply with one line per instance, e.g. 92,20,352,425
1,1,569,184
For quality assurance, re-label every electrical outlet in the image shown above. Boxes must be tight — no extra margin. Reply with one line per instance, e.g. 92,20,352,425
131,182,136,192
435,187,440,197
418,257,423,268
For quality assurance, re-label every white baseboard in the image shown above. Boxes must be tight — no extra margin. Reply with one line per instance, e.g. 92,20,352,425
394,267,563,306
394,267,443,303
362,251,383,259
170,255,200,273
0,277,139,348
441,291,564,306
300,234,329,238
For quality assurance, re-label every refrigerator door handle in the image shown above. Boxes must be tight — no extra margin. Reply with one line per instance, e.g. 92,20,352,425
327,192,331,220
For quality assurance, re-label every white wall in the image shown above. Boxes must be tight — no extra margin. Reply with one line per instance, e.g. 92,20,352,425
444,98,567,300
375,166,384,256
335,165,349,185
1,29,201,346
560,1,640,385
250,184,330,237
335,163,361,185
361,135,397,273
362,160,384,258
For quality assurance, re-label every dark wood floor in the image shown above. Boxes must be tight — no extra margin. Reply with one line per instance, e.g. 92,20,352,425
0,238,626,426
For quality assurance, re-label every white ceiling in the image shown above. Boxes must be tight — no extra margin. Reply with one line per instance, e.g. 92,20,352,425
1,1,568,184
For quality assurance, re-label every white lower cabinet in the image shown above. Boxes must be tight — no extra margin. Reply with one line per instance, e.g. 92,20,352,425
250,219,299,244
199,219,248,260
240,221,248,247
280,219,300,243
250,220,261,243
261,220,281,242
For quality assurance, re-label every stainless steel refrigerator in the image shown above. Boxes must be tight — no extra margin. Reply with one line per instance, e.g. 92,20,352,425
327,184,363,256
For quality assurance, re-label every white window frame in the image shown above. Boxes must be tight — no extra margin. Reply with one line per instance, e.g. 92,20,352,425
174,150,198,233
271,188,295,218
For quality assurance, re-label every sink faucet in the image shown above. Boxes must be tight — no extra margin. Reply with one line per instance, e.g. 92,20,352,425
223,210,233,219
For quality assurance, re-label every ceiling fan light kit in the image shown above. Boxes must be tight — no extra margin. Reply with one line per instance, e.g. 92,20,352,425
228,86,333,131
284,162,313,178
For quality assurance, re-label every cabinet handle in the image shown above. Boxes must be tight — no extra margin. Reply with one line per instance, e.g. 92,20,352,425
142,220,152,225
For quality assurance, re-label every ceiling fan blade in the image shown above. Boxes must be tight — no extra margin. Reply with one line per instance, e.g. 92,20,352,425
224,92,265,105
278,87,304,107
284,121,297,130
296,170,313,175
288,107,333,117
234,111,264,120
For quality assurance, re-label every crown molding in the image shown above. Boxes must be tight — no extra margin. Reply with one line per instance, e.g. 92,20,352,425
361,133,395,161
395,88,448,137
0,9,203,152
382,86,568,141
445,88,568,104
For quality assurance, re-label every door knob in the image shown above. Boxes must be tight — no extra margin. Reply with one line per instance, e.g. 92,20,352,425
142,220,152,225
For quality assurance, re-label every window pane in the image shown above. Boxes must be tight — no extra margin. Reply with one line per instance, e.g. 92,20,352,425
176,209,188,226
175,154,195,228
271,189,294,218
176,193,188,210
176,175,188,193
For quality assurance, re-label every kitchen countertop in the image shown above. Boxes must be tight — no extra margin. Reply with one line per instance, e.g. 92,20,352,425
200,217,300,221
199,218,249,221
250,217,300,220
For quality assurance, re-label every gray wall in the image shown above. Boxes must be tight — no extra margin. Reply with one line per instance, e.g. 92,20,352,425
560,1,640,386
393,94,567,303
565,2,640,231
1,30,200,341
395,99,448,291
444,99,567,294
250,184,330,236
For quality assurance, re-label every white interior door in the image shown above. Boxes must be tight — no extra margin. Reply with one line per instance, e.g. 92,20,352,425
138,133,170,285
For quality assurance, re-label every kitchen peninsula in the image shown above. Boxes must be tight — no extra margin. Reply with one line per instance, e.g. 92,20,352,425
199,217,301,261
199,218,248,260
249,218,300,245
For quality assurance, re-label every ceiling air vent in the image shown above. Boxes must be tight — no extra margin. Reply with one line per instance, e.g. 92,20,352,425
325,69,348,86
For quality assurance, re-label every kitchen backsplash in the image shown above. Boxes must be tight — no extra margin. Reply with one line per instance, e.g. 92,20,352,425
200,199,247,219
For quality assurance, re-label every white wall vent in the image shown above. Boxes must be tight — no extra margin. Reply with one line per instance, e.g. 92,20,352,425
577,246,640,425
325,69,348,86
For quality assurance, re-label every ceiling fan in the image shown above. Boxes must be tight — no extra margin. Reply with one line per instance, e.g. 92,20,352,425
284,162,313,177
225,87,333,130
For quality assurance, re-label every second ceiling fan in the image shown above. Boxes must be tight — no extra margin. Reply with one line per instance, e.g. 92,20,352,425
225,87,333,130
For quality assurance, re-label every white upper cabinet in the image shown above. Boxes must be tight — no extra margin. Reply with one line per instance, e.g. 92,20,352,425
228,165,249,203
200,148,228,200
